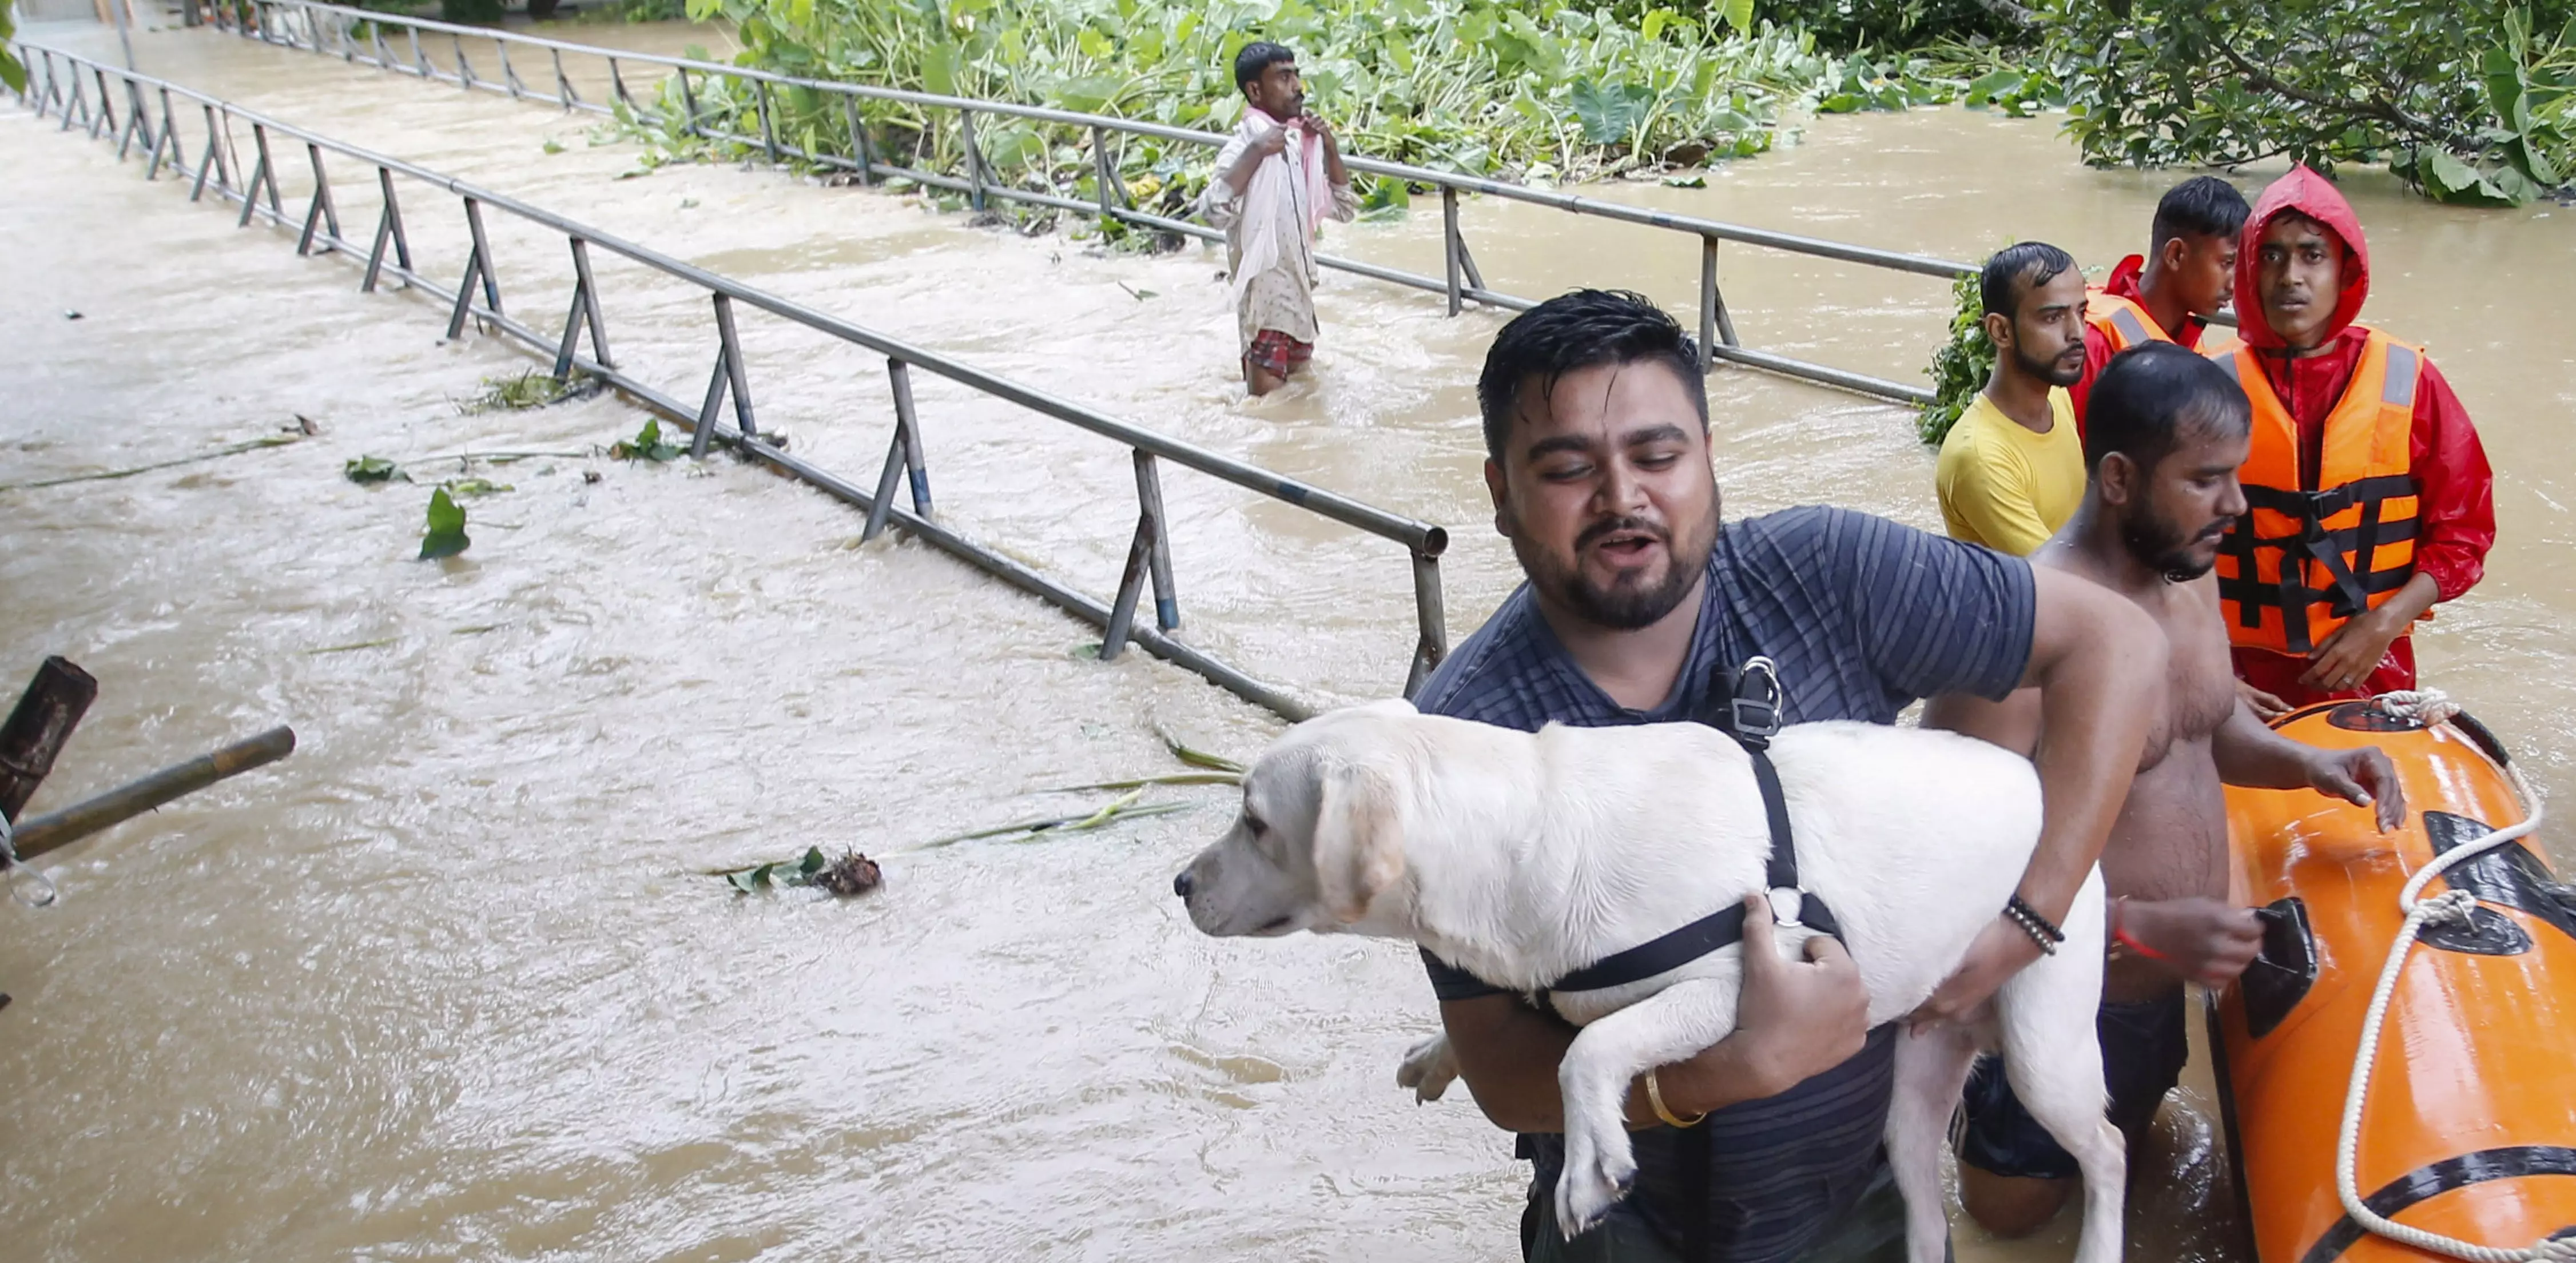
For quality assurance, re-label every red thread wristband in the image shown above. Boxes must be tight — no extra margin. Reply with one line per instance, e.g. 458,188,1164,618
2113,926,2170,961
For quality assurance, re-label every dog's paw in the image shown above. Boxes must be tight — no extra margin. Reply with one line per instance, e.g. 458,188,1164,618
1394,1033,1459,1103
1553,1114,1637,1237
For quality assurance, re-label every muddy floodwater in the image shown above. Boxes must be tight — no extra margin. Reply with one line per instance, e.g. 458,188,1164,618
4,18,2572,1263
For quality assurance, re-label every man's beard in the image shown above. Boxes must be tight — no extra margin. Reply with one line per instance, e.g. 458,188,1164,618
2125,505,2229,581
2014,343,2083,389
1508,507,1719,631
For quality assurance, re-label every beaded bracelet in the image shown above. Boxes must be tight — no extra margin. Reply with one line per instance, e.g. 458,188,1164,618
2003,893,2065,955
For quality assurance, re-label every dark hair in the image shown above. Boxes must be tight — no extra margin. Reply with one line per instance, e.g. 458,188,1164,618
2150,176,2251,251
1979,241,2077,320
2082,342,2251,475
1234,42,1295,94
1476,290,1706,464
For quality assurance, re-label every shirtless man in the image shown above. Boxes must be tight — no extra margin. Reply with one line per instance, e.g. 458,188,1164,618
1927,341,2406,1234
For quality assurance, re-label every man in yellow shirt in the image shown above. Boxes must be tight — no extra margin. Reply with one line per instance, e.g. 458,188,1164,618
1938,242,2090,555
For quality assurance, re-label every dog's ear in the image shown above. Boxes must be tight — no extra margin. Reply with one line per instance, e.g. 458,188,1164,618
1311,762,1405,924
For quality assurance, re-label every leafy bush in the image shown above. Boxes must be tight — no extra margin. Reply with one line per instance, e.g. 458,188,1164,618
2050,0,2576,206
652,0,2021,200
1748,0,2025,50
439,0,505,23
1916,269,1992,445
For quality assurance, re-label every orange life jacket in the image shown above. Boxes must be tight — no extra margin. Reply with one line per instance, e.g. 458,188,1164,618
2086,289,2168,353
2212,327,2423,655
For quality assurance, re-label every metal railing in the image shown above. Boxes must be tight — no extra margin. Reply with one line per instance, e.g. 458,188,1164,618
201,0,1979,405
12,41,1453,724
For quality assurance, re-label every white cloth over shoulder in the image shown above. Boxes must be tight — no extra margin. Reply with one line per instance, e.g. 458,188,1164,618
1203,110,1356,350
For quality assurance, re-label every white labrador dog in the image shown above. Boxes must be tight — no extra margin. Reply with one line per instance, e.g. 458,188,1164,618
1173,699,2122,1263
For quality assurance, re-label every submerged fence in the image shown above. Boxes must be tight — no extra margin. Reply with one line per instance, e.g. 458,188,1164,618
200,0,1980,405
11,42,1453,723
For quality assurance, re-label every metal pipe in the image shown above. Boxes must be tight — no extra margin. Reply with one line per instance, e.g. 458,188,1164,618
846,95,870,184
567,235,610,368
959,108,984,212
1134,449,1178,632
8,726,296,862
755,79,777,162
1404,550,1449,700
1698,237,1718,373
1090,124,1114,232
1442,186,1462,317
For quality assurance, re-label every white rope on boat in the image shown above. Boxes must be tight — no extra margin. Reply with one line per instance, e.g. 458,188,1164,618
2333,688,2570,1263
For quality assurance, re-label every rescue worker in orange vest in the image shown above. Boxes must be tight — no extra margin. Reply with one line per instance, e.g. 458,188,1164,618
2069,176,2250,426
2216,166,2496,717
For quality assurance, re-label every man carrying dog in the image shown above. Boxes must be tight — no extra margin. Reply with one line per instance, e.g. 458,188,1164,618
1415,289,2167,1262
1927,342,2404,1236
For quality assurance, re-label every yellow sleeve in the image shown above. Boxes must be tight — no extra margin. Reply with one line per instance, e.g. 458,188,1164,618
1939,437,2052,556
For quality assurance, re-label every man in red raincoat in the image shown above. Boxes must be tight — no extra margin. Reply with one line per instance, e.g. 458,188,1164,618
2212,166,2495,715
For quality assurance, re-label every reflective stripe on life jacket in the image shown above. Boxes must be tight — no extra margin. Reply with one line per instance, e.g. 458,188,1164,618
2212,328,2424,655
2087,289,2168,353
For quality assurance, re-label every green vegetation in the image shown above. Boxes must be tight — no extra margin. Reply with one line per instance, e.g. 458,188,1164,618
627,0,2045,235
632,0,2565,210
1,3,25,95
1915,269,1993,446
717,845,884,895
609,418,685,461
419,487,471,559
345,455,407,483
2056,2,2576,207
459,369,587,412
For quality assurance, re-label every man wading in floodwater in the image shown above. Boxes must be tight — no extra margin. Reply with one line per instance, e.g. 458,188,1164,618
1414,289,2165,1262
1928,342,2404,1237
1202,42,1355,396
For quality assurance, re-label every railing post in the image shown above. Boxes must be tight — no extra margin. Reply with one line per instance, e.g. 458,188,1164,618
754,79,779,163
190,102,229,201
554,236,613,371
846,95,872,184
446,196,502,338
1090,123,1118,234
1698,234,1738,369
1441,185,1462,316
452,34,474,92
551,49,573,110
607,57,630,110
145,87,177,179
863,358,932,541
496,41,522,99
690,293,757,457
362,165,414,292
1134,449,1179,631
1099,452,1162,663
959,108,985,212
409,27,427,78
371,21,388,69
1403,551,1449,699
296,141,343,256
238,123,283,227
677,69,699,138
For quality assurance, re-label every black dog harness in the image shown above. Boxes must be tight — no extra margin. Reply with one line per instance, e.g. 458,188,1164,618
1548,657,1843,995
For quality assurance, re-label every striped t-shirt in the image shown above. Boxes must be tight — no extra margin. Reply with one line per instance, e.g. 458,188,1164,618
1414,505,2035,1263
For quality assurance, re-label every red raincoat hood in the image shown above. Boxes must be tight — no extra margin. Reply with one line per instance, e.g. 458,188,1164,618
2237,165,2370,350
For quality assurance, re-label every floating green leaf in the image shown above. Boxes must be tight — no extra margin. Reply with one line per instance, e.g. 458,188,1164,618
444,478,515,497
345,456,405,484
609,419,683,461
419,487,471,560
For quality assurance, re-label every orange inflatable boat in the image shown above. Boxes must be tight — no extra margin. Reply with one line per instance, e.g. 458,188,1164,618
2213,697,2576,1263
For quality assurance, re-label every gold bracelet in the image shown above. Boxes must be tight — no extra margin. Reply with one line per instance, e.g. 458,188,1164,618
1645,1069,1706,1129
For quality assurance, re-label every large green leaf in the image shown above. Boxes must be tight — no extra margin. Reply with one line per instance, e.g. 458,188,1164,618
2417,148,2523,206
1717,0,1754,37
419,488,471,560
923,41,963,95
1570,79,1651,145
